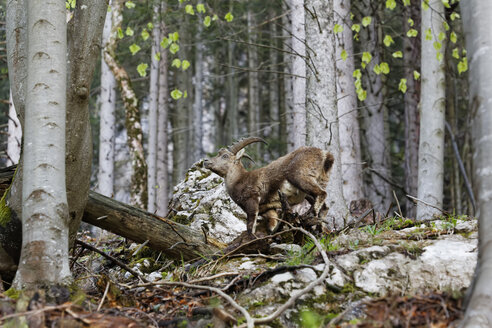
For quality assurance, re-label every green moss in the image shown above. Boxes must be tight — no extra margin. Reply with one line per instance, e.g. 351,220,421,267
4,288,20,300
172,213,191,225
0,167,16,227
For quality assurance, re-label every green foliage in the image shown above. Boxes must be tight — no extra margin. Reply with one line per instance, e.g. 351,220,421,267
125,1,135,9
392,51,402,58
171,89,184,100
450,31,457,44
422,0,430,10
340,49,348,61
225,12,234,22
333,24,344,33
413,70,420,80
185,4,195,15
407,28,418,37
203,16,211,27
385,0,396,10
169,43,180,54
125,26,134,36
181,60,191,71
300,310,323,328
399,78,407,93
425,28,432,40
137,63,148,77
66,0,76,9
362,16,372,27
351,24,361,33
457,57,468,74
383,35,394,47
361,51,372,68
141,29,150,41
172,58,182,68
196,3,206,13
129,43,141,55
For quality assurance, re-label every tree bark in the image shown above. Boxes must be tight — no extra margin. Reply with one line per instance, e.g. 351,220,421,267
225,0,238,144
147,2,160,213
104,0,148,209
281,0,292,155
305,0,349,229
247,9,260,156
334,0,364,204
403,0,421,218
416,0,446,221
98,1,117,198
290,0,306,150
193,17,204,162
14,0,70,289
459,1,492,325
360,0,392,214
156,1,169,217
268,9,280,158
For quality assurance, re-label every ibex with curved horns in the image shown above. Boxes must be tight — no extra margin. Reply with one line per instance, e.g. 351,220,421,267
203,137,334,235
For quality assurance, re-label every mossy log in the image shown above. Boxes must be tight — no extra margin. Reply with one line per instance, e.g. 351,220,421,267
0,166,224,263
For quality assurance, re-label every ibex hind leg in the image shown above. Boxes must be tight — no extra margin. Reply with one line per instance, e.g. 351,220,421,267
288,177,327,216
263,209,281,233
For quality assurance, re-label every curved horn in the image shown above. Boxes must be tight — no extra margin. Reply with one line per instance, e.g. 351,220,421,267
228,137,267,154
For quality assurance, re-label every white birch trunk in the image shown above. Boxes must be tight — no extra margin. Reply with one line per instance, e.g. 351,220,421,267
6,90,21,166
14,0,70,288
459,1,492,325
98,3,116,198
305,0,349,229
282,0,293,153
360,1,391,213
147,2,160,213
335,0,364,204
416,0,446,221
290,0,306,149
156,1,169,217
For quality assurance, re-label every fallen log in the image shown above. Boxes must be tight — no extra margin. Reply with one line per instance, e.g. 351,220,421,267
0,166,224,263
83,191,224,260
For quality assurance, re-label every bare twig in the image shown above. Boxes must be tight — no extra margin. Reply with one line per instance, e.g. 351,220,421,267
0,303,72,322
188,272,240,284
97,281,110,311
406,195,448,215
393,190,403,219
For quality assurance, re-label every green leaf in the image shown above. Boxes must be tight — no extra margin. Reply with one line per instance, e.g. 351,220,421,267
399,78,407,93
457,57,468,74
137,63,148,77
212,14,218,21
436,52,443,62
413,70,420,80
181,60,191,71
380,62,390,74
392,51,403,58
141,29,150,41
362,16,372,27
407,29,418,37
433,41,442,51
422,0,429,10
225,12,234,22
442,0,451,8
351,24,361,33
386,0,396,10
357,88,367,101
334,24,344,33
169,43,180,54
403,0,411,5
383,35,394,47
373,64,381,75
450,12,460,21
353,69,362,79
204,16,211,27
147,22,154,30
438,32,446,42
129,43,141,55
341,49,348,61
125,26,134,36
408,18,414,26
172,58,181,68
442,21,450,31
452,47,460,59
170,32,179,42
154,52,161,61
185,4,195,15
362,51,372,64
66,0,76,9
125,1,135,9
197,3,206,13
171,89,183,100
160,37,171,49
425,28,432,41
117,27,124,39
184,90,188,98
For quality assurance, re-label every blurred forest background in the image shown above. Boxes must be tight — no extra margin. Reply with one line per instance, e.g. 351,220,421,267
0,0,470,220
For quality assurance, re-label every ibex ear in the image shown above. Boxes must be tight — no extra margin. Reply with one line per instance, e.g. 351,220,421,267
235,149,245,161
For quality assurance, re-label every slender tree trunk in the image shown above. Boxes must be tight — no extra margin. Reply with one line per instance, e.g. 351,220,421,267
305,0,349,229
359,0,391,214
403,0,421,218
147,2,160,213
290,0,306,150
6,91,21,166
268,10,280,157
104,0,148,209
416,0,446,221
156,1,169,217
335,0,364,204
226,41,238,144
193,17,204,162
98,2,117,198
13,0,70,289
460,1,492,325
247,9,260,155
281,0,292,154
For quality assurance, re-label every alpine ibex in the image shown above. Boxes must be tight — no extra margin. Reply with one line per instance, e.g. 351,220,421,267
203,137,334,235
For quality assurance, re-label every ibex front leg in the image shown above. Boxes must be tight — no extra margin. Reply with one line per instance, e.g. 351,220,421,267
244,198,260,235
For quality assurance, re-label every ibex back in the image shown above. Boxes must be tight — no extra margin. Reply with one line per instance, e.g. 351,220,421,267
203,137,334,235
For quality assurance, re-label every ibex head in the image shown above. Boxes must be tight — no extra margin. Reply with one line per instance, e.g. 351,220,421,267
203,137,266,178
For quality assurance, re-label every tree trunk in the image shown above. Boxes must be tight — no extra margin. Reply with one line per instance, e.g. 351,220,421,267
247,9,260,156
281,0,292,155
193,17,204,162
98,2,117,198
104,0,148,209
225,0,238,144
147,2,160,213
268,9,280,157
6,91,21,166
13,0,70,289
403,0,421,218
334,0,364,204
305,0,349,229
290,0,306,150
156,1,170,217
459,1,492,325
359,0,391,214
416,0,446,221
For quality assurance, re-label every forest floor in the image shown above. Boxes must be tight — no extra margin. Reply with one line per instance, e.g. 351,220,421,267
0,213,474,327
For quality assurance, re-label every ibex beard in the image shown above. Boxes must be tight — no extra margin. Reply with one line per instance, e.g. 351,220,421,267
203,137,335,235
